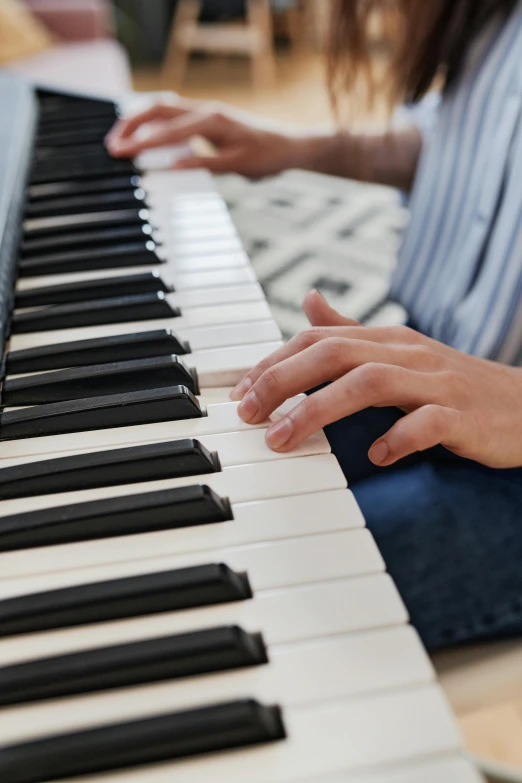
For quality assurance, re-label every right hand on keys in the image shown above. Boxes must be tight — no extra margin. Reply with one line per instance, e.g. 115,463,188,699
231,290,522,470
105,99,300,178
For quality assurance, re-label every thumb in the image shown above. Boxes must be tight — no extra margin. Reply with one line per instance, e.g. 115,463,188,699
303,289,360,327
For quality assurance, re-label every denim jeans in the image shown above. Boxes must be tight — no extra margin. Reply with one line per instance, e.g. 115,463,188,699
325,408,522,651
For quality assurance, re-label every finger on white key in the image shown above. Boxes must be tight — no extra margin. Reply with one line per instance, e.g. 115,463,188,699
0,425,330,478
0,395,305,460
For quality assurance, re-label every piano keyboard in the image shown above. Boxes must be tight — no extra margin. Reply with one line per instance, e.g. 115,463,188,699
0,79,483,782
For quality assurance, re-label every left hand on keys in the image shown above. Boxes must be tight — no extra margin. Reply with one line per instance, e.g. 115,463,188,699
230,290,522,469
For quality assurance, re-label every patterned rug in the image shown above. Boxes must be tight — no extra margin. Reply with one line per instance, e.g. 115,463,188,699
216,169,409,339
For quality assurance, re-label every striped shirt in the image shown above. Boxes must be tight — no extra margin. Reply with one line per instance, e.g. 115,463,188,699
390,2,522,363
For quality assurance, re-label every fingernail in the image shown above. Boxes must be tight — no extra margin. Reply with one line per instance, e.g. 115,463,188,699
369,441,389,465
230,376,253,401
237,390,259,422
313,289,327,303
266,418,293,449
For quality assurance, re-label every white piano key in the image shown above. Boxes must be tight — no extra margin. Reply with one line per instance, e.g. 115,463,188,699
151,195,227,216
185,320,282,349
16,265,258,292
0,573,408,667
8,299,273,351
0,529,384,599
303,757,484,783
187,342,282,387
200,427,330,466
0,425,329,471
0,454,346,518
156,202,234,222
0,488,360,580
8,319,281,357
151,264,259,289
163,210,234,228
197,387,236,404
163,221,237,241
157,249,251,271
44,686,462,783
0,396,303,460
159,237,244,256
0,627,435,746
163,282,263,308
139,168,217,196
147,191,226,212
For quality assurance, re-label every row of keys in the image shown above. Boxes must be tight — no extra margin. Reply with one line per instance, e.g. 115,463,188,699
0,89,475,783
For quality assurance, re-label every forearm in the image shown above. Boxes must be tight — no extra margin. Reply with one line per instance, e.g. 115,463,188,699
291,126,423,191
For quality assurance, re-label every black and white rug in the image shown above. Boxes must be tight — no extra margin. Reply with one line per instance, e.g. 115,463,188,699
217,169,409,339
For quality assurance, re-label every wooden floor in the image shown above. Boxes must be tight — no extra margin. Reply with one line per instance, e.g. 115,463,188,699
462,704,522,772
133,50,522,781
133,51,335,125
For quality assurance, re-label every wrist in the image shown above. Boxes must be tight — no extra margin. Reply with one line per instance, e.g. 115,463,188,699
283,131,370,180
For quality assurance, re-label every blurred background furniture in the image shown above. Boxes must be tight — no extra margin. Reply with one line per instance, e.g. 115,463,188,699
4,0,131,96
161,0,333,88
163,0,276,88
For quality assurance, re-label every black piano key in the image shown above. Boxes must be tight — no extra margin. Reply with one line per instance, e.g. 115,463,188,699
0,439,219,499
0,626,268,706
38,98,117,120
35,144,117,166
6,330,190,374
0,563,252,637
22,207,148,239
18,240,159,276
36,141,112,159
37,109,116,131
33,143,125,164
11,292,179,333
0,385,203,441
0,484,232,551
28,174,141,202
36,125,114,148
3,355,199,405
25,189,146,219
36,118,115,138
15,271,172,308
30,158,135,185
0,700,284,783
20,223,153,256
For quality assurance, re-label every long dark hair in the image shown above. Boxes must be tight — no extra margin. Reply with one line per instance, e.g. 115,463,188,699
328,0,518,111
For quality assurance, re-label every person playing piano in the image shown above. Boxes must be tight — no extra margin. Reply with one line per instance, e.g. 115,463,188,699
107,0,522,652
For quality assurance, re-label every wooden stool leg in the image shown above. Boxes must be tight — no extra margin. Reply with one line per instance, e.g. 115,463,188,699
162,0,202,87
286,2,307,50
248,0,276,88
